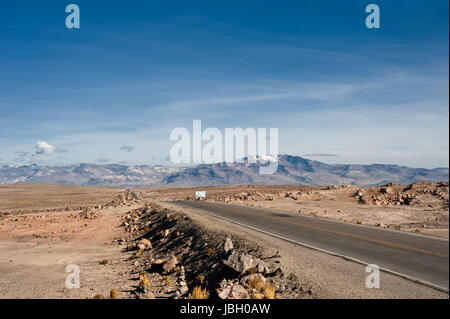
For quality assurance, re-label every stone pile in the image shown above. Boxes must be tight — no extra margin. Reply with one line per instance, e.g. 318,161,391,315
107,190,139,207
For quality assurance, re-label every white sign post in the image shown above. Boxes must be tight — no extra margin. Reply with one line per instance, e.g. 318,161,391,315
195,191,206,200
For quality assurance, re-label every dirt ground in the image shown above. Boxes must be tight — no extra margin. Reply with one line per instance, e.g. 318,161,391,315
0,185,138,298
0,184,123,212
0,184,448,299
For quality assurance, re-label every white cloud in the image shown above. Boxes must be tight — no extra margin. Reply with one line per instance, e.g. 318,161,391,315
35,141,55,156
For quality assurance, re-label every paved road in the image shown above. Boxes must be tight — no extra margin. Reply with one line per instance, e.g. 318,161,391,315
176,200,449,292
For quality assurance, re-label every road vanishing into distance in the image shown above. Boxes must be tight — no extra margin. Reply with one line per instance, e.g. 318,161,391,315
175,200,449,292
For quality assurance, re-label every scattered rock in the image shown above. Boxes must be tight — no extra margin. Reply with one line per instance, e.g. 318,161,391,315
140,291,155,299
217,286,231,299
162,255,178,272
139,238,152,249
230,284,248,299
179,285,189,295
224,236,233,253
257,261,266,273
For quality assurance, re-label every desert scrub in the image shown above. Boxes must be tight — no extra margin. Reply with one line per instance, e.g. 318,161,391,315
127,243,137,251
93,294,104,299
163,276,171,286
139,271,150,281
99,259,109,265
205,248,214,257
195,274,206,285
137,243,146,251
110,288,119,299
243,267,258,276
172,266,181,273
139,238,152,249
190,286,208,299
138,273,151,289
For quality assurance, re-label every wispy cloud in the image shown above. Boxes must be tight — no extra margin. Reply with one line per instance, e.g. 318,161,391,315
119,144,134,153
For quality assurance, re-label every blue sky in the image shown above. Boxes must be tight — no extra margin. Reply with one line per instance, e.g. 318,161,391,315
0,0,448,168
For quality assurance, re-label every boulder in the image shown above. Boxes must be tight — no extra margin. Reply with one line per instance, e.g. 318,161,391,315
223,251,260,274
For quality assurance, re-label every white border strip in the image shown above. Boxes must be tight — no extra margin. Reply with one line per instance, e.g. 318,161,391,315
179,203,449,294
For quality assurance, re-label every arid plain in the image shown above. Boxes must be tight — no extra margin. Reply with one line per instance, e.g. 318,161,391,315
0,183,448,299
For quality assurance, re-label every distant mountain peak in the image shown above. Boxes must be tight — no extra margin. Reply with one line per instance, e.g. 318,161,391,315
0,156,447,187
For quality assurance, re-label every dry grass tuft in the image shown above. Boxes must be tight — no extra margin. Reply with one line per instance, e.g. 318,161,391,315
262,284,276,299
245,274,276,299
190,286,208,299
246,274,266,292
93,294,104,299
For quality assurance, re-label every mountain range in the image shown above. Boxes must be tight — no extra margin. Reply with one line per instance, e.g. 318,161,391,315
0,155,448,187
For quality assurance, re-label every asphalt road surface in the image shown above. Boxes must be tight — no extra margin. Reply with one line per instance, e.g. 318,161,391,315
176,200,449,292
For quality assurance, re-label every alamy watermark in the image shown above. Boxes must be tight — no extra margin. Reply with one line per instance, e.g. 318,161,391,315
365,264,380,288
65,4,80,29
169,120,279,175
365,4,380,29
64,4,379,30
65,264,80,289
